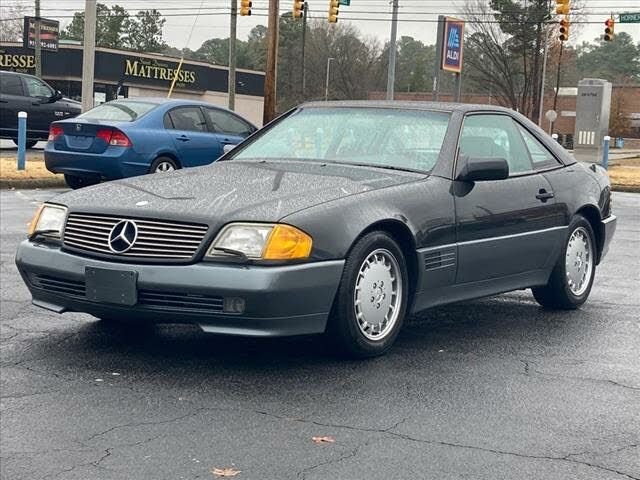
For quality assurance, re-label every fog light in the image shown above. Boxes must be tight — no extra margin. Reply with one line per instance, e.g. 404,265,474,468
223,297,245,314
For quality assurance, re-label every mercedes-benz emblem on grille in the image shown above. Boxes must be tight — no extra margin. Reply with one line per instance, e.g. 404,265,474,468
108,220,138,253
75,124,82,132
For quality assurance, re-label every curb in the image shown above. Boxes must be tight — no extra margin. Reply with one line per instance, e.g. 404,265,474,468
611,185,640,194
0,177,67,190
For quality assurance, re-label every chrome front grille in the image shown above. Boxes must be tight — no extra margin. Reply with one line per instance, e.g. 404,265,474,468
63,213,208,260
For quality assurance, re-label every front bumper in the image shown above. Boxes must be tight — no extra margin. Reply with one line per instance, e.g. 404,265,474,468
599,214,617,262
16,241,344,337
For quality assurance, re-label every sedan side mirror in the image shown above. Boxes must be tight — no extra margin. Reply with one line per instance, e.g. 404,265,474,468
49,90,63,102
457,156,510,182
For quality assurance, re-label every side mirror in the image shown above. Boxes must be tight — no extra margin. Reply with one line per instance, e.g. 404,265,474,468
457,156,509,182
49,90,63,102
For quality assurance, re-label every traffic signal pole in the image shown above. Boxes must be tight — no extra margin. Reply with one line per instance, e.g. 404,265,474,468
229,0,237,111
301,2,307,98
263,0,279,125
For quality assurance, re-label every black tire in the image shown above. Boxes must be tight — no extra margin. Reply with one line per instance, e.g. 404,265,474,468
327,231,409,358
532,215,597,310
11,138,38,149
149,156,179,174
64,174,99,190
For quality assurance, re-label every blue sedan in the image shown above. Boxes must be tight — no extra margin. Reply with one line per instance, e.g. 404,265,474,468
45,98,257,189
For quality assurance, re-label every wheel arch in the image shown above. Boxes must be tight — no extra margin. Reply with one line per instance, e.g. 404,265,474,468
350,219,420,308
153,152,182,169
575,204,604,264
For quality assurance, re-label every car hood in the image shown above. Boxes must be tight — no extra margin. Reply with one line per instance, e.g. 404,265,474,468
54,160,426,226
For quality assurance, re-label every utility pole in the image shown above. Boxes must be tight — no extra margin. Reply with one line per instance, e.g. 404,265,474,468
34,0,41,78
228,0,237,111
385,0,399,100
263,0,279,125
432,15,445,101
81,0,97,112
301,1,308,99
325,57,334,101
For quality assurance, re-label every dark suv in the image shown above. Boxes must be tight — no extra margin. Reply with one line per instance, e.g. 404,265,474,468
0,71,81,148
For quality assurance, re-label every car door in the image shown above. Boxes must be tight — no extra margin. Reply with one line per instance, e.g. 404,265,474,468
0,72,29,137
202,107,255,156
454,113,566,284
164,106,220,167
21,75,56,136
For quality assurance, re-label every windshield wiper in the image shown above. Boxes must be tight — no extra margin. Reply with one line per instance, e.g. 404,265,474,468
319,159,425,174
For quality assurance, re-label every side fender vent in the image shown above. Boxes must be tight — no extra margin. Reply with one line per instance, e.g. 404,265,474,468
424,248,456,272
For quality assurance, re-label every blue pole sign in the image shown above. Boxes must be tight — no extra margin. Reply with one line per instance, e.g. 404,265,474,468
441,17,464,73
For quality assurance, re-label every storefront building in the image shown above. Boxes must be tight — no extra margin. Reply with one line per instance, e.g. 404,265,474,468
0,42,265,125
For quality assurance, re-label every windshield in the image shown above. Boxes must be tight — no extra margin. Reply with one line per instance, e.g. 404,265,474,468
78,101,158,122
231,107,451,172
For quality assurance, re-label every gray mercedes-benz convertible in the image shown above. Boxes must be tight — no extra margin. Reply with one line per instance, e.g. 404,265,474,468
16,102,617,357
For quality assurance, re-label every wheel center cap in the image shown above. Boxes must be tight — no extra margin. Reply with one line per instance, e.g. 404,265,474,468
370,281,386,309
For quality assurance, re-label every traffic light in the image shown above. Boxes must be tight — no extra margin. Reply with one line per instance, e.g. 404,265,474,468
555,0,570,15
240,0,252,16
328,0,339,23
293,0,305,19
559,18,570,42
604,18,615,41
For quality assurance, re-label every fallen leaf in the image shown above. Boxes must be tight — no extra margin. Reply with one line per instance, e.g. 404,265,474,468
211,467,241,477
312,436,335,444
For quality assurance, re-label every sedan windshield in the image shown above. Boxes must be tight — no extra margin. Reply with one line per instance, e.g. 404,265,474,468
78,101,158,122
231,107,451,172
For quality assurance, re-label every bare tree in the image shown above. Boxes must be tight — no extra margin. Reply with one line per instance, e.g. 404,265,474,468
462,0,555,120
0,4,26,42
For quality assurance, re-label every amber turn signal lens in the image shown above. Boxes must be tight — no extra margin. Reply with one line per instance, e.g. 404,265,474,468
27,204,44,237
263,224,312,260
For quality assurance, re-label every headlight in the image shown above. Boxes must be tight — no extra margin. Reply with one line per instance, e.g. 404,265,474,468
28,204,67,238
207,223,312,260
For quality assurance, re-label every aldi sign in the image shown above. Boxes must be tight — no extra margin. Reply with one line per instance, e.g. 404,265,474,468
441,17,464,73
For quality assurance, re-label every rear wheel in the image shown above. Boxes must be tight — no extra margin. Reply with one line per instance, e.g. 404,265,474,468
327,231,409,358
64,174,99,190
532,215,596,309
150,156,179,174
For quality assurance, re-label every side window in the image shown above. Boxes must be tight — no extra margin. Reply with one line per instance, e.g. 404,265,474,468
167,107,207,133
204,108,253,136
163,113,173,129
23,77,53,98
0,74,24,96
458,114,533,175
517,124,562,170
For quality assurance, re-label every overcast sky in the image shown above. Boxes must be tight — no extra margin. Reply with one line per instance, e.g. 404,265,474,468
4,0,639,50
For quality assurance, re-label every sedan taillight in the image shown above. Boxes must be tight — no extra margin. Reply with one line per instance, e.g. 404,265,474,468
48,125,64,142
96,128,132,147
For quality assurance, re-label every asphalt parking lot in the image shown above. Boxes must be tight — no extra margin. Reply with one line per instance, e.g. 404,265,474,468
1,188,639,480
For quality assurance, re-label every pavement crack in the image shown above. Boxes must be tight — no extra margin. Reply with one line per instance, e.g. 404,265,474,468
83,407,213,443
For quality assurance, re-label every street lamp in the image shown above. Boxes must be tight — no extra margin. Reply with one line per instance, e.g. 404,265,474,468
325,57,334,101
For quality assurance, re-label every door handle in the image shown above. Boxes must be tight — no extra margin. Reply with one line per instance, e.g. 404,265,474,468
32,102,41,106
176,135,190,142
536,189,555,202
0,99,8,104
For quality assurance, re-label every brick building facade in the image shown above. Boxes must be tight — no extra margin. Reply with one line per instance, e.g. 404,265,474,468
369,85,640,139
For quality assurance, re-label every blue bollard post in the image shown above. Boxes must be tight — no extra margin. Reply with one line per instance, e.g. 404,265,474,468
17,111,27,171
602,135,610,170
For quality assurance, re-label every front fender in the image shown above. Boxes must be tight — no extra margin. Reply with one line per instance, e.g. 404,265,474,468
280,176,456,262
